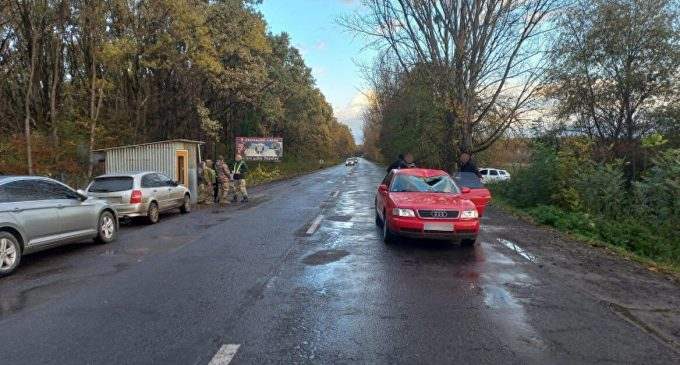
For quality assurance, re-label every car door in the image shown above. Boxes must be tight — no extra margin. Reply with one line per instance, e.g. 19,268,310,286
2,180,64,247
158,173,183,208
376,172,394,219
43,180,98,237
488,169,499,181
141,173,167,210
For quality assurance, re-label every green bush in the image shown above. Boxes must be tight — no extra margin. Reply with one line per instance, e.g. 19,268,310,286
492,144,680,268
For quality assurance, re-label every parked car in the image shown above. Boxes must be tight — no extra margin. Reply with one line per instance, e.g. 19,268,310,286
375,168,489,246
345,158,356,166
479,168,511,183
85,172,191,224
0,176,118,277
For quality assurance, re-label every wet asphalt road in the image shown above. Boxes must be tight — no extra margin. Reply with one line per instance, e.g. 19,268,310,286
0,159,678,364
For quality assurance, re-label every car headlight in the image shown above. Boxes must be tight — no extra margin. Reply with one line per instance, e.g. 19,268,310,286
392,208,416,217
460,210,478,219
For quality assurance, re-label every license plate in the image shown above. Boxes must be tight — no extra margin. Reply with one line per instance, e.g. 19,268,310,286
424,223,454,232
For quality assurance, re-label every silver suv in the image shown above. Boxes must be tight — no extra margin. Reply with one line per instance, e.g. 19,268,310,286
85,172,191,224
0,176,118,277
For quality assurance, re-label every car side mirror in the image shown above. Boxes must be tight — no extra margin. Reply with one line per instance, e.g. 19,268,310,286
378,184,388,193
76,189,89,201
461,187,471,194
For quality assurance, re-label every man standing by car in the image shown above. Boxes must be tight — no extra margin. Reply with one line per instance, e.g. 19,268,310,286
459,152,482,178
230,154,249,203
386,154,407,172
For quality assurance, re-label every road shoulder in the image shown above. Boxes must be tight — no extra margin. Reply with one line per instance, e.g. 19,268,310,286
484,205,680,353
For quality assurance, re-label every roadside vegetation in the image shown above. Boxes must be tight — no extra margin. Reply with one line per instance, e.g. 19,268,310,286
0,0,355,185
348,0,679,267
489,139,680,269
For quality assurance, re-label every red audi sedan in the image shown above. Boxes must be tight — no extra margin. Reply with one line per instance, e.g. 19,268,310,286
375,168,491,245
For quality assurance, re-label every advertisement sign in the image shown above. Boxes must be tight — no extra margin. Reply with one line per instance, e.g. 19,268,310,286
235,137,283,162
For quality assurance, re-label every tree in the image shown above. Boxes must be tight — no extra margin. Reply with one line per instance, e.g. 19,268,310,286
548,0,680,181
343,0,557,170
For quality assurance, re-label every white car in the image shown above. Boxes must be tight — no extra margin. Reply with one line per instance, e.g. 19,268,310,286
479,168,511,183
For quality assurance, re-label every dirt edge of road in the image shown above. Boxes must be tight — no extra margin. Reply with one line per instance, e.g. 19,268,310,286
492,200,680,278
487,205,680,355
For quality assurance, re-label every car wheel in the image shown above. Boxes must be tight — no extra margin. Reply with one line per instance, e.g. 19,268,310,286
146,202,160,224
95,211,117,244
461,238,476,247
0,232,21,277
382,211,395,244
179,194,191,214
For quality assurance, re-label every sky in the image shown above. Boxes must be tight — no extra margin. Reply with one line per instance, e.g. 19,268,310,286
257,0,375,143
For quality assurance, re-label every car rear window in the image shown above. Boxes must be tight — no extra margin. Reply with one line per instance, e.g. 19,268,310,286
89,177,133,193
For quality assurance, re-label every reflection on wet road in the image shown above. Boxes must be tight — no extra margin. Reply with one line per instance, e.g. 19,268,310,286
0,159,678,364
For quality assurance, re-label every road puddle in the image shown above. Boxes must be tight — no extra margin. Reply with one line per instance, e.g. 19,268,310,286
497,238,537,263
302,249,350,266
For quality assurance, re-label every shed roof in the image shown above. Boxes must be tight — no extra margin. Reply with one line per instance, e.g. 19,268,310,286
93,139,204,152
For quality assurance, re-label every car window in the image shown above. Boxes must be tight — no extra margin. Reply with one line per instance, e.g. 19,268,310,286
490,170,498,176
0,180,78,202
499,170,506,175
0,180,47,202
38,180,81,200
480,170,488,175
89,176,133,192
141,174,158,188
157,174,174,186
390,174,459,193
452,172,485,188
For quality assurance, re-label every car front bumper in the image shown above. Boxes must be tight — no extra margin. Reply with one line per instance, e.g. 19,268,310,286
388,216,480,241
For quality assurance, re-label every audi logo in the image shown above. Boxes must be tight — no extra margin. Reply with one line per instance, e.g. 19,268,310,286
432,211,448,218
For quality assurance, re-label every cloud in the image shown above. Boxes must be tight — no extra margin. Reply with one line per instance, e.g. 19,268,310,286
315,41,327,50
334,90,373,143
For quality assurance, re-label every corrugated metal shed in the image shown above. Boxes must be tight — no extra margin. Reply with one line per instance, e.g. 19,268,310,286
94,140,204,203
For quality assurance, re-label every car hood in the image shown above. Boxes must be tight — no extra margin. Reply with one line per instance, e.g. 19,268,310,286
389,192,475,210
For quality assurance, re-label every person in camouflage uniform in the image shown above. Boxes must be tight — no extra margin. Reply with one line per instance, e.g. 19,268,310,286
215,157,232,203
200,160,216,205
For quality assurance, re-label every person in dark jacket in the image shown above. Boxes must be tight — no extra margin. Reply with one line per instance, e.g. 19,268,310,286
230,154,249,203
459,152,482,178
387,154,408,173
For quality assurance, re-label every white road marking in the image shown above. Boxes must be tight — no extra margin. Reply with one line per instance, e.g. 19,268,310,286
209,344,241,365
331,190,340,198
497,238,537,263
306,214,324,235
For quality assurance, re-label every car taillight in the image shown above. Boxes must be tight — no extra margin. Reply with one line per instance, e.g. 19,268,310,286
130,190,142,204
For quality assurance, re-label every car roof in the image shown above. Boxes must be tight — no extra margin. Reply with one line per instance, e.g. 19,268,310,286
93,171,157,179
393,168,448,178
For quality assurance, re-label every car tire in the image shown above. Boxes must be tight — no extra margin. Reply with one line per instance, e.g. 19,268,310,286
0,232,21,277
95,211,117,244
382,211,396,244
179,194,191,214
146,202,160,224
461,238,476,247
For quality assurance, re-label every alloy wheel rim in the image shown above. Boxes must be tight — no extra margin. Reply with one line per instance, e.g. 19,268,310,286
101,216,115,239
0,238,17,269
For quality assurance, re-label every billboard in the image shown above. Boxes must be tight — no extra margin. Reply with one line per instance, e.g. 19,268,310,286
235,137,283,162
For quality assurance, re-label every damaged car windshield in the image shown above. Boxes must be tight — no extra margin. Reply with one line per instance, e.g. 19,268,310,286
390,174,460,193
